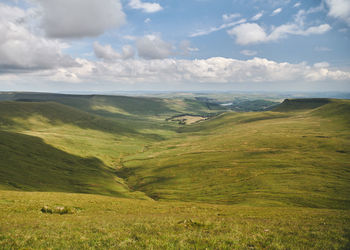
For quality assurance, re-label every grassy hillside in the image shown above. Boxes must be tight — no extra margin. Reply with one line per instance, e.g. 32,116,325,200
119,99,350,209
0,96,350,248
0,190,349,249
0,131,147,198
0,101,165,198
0,101,136,135
273,98,332,112
1,97,349,209
0,92,225,119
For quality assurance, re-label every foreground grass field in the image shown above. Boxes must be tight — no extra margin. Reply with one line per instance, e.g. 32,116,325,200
1,190,350,249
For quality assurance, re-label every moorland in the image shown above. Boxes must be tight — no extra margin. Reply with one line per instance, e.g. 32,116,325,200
0,92,349,249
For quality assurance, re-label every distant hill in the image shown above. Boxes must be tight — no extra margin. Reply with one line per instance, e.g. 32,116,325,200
225,99,280,112
0,92,225,119
273,98,332,112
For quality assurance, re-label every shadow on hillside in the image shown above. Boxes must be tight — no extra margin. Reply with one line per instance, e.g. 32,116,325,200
0,130,129,197
0,101,167,140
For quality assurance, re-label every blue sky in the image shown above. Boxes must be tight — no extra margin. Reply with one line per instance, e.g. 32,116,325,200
0,0,349,92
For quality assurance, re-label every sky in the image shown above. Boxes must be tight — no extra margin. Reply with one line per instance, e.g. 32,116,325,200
0,0,350,92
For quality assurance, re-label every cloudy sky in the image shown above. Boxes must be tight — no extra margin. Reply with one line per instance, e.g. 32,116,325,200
0,0,350,92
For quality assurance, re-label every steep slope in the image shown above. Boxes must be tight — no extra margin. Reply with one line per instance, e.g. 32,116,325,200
0,130,147,198
119,99,350,208
0,101,135,135
0,101,161,198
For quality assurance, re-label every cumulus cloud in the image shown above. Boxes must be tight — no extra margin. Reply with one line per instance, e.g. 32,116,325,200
325,0,350,26
251,12,264,21
47,57,350,84
93,42,134,61
37,0,125,38
4,54,349,86
227,23,267,45
136,35,173,59
271,8,282,16
129,0,163,13
0,3,78,72
228,22,331,45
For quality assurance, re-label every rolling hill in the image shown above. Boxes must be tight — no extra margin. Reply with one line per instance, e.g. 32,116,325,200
0,130,146,198
0,100,162,198
118,99,350,209
0,92,225,118
0,95,349,248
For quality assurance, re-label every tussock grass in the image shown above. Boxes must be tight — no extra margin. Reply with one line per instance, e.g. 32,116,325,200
0,190,349,249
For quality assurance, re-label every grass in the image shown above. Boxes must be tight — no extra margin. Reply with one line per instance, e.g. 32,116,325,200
0,101,166,198
0,95,349,248
0,130,148,199
119,99,350,208
0,92,225,118
0,190,349,249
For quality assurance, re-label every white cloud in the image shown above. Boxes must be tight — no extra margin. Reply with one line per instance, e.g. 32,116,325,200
251,12,264,21
32,57,350,84
122,45,136,60
227,23,267,45
190,18,246,37
228,22,331,45
129,0,163,13
136,35,173,59
93,42,134,61
222,13,241,22
303,24,331,34
0,4,78,72
294,2,301,8
271,8,282,16
37,0,125,38
294,5,325,27
306,62,349,81
240,50,258,56
144,18,151,24
307,3,325,14
325,0,350,26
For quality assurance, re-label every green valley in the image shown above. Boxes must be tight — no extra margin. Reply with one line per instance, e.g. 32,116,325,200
0,93,349,249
